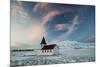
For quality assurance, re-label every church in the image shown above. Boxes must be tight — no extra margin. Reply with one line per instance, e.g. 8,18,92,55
39,37,59,55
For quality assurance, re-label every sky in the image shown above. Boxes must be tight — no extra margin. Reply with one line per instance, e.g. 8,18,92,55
11,0,95,49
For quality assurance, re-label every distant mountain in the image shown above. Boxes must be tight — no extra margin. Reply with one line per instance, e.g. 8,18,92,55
57,40,95,50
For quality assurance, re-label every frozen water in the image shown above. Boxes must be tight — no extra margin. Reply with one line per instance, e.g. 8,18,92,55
10,40,95,66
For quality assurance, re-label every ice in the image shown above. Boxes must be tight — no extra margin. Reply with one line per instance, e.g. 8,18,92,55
10,40,95,66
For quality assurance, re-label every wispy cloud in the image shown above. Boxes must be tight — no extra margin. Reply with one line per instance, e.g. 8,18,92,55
66,15,79,35
33,2,75,26
33,2,49,12
33,3,60,26
33,3,61,38
33,2,80,44
41,10,60,25
55,23,69,31
11,1,28,19
50,15,79,43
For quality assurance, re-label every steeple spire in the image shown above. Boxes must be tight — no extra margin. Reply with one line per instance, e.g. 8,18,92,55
40,36,47,45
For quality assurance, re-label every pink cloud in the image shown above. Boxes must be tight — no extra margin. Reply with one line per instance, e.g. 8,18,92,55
33,3,61,26
33,2,49,12
41,10,60,25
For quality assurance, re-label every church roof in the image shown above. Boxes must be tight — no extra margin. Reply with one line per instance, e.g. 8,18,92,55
40,37,47,44
41,44,56,50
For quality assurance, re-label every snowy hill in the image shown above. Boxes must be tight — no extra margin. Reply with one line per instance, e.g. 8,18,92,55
56,40,95,57
57,40,95,50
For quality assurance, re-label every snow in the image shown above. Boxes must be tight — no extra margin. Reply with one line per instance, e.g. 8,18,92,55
57,40,95,49
10,40,95,66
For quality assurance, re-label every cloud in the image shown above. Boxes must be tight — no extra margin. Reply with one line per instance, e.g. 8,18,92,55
50,15,79,43
11,1,28,19
55,24,66,31
33,2,80,44
33,2,49,12
33,3,62,26
55,23,70,31
41,10,60,25
33,2,76,26
66,15,79,35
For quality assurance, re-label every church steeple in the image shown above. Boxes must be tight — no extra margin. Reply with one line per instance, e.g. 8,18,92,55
40,37,47,48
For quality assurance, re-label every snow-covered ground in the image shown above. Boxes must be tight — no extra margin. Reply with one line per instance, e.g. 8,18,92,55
10,40,95,66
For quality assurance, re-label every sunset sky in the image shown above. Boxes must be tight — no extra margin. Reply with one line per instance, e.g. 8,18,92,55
11,0,95,49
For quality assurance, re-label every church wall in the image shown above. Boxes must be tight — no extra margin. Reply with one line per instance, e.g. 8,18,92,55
41,49,54,55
